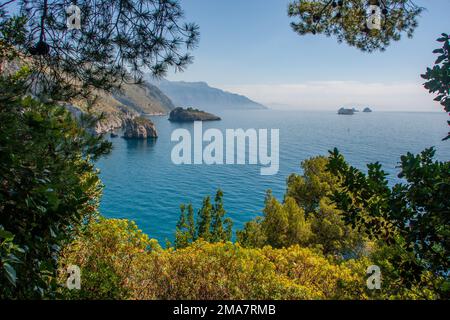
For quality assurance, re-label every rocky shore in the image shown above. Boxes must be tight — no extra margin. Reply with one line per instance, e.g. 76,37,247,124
65,105,158,139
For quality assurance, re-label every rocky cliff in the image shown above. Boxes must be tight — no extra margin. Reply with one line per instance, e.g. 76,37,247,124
68,81,174,136
123,116,158,139
112,82,175,115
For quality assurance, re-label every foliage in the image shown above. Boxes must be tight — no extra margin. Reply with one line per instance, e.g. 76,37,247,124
175,190,233,249
59,218,160,299
327,147,449,297
288,0,423,52
238,157,366,259
0,0,199,99
286,156,338,212
0,70,110,299
260,192,312,248
421,33,450,140
0,226,25,296
60,218,369,300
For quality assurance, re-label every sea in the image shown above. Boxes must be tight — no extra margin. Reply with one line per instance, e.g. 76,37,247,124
96,110,450,243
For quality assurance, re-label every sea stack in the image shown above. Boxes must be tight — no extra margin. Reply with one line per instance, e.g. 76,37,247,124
338,108,355,115
123,117,158,139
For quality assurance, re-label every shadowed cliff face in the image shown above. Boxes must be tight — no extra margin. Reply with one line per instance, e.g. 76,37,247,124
123,117,158,139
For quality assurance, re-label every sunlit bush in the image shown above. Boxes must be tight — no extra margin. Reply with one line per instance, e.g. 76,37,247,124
59,218,368,300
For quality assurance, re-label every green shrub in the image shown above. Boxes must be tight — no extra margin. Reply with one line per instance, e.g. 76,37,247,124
60,218,369,300
0,70,110,298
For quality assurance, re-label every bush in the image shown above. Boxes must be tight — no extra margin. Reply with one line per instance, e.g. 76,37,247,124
0,70,110,298
60,218,368,300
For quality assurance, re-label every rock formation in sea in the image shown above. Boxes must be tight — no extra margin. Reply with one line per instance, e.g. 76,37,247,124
338,108,355,115
94,108,137,134
169,107,221,122
123,117,158,139
363,107,373,113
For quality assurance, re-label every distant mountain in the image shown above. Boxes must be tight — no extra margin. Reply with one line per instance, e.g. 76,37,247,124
148,78,267,112
112,81,176,115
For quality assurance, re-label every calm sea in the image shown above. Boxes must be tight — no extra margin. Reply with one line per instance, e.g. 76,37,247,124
96,110,450,243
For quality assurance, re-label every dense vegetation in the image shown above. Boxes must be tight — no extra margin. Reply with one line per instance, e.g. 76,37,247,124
0,70,110,298
421,33,450,140
175,190,233,249
57,153,447,300
288,0,423,52
0,0,199,99
0,0,448,301
59,219,368,300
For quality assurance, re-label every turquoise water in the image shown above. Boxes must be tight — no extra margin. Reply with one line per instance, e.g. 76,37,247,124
96,110,450,243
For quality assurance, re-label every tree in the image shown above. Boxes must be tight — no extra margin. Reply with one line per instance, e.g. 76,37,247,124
286,156,338,213
236,217,267,248
288,0,423,52
0,0,199,99
211,190,233,243
175,190,233,249
237,191,311,248
284,197,312,247
309,199,367,258
61,218,368,300
239,157,366,258
175,203,196,249
197,196,213,241
327,147,449,295
421,33,450,140
261,191,290,248
258,192,312,248
0,69,110,298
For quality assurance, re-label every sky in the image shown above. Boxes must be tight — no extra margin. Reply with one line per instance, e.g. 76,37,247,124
166,0,450,111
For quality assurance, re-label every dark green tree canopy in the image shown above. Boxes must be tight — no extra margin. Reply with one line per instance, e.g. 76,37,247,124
175,190,233,249
327,147,449,292
0,0,199,98
288,0,423,52
421,33,450,140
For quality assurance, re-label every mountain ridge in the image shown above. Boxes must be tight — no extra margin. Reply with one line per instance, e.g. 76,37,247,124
148,78,267,112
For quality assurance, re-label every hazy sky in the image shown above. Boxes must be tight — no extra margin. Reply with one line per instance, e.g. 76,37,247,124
166,0,450,111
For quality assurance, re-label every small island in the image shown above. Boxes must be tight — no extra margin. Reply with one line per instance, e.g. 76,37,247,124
169,107,221,122
338,108,355,115
123,116,158,139
363,107,373,113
